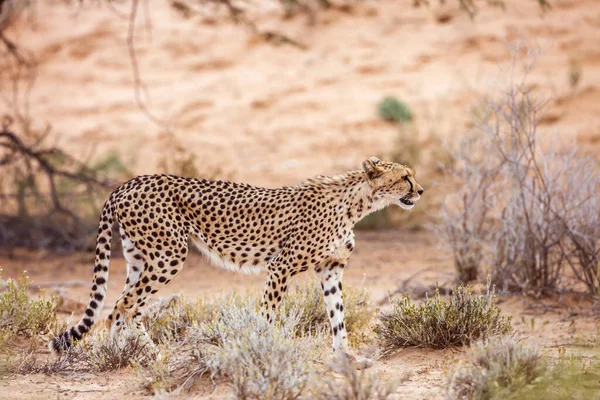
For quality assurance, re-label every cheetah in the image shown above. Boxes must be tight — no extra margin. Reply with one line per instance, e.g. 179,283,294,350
50,157,424,364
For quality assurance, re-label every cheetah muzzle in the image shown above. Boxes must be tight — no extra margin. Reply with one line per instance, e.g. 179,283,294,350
49,156,424,368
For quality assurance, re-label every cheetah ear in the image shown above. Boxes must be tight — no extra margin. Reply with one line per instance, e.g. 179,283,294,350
362,157,383,180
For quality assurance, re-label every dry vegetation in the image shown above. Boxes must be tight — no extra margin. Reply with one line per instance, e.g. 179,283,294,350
377,282,512,355
436,46,600,295
0,270,59,350
445,334,600,400
0,273,521,398
3,273,597,398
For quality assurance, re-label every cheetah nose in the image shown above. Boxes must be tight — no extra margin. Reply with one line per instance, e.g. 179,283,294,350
417,188,424,195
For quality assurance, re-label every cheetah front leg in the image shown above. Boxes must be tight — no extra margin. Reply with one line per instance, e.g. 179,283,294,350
317,238,373,370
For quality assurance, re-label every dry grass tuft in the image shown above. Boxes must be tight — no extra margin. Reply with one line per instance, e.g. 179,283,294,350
141,293,216,344
444,337,546,400
312,356,398,400
140,297,328,397
76,326,157,372
0,270,59,350
377,283,512,355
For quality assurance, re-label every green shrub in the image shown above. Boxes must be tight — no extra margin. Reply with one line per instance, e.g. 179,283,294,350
377,96,413,123
376,283,512,355
0,270,58,349
279,280,376,347
509,350,600,400
444,337,546,400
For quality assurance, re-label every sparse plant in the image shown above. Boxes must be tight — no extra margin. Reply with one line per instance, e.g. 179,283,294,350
568,58,582,91
139,289,344,395
444,337,546,400
7,345,82,376
437,44,600,294
377,283,512,355
190,300,325,399
0,270,59,349
0,120,122,250
312,356,397,400
141,293,216,344
377,96,413,124
77,326,156,372
511,353,600,400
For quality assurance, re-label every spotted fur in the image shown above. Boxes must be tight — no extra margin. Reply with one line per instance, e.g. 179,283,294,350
49,157,424,359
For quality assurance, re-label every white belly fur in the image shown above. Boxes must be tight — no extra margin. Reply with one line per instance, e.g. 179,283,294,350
189,235,265,275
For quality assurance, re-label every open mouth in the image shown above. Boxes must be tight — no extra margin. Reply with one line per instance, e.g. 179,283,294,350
399,198,414,206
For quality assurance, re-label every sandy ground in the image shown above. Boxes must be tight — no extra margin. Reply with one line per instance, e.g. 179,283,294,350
1,0,600,398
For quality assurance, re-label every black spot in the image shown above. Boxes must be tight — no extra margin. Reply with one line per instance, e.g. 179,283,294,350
85,308,94,317
83,318,93,327
94,293,104,301
96,277,106,285
90,300,98,309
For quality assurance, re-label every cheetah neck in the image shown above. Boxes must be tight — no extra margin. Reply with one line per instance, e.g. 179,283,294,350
304,170,384,226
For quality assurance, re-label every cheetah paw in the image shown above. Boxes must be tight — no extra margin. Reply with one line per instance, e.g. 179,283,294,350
331,351,375,371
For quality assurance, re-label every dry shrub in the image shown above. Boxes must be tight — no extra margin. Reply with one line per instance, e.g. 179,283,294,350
141,293,216,344
312,356,397,400
0,271,59,349
202,302,324,400
377,283,512,355
76,326,157,372
7,345,82,376
437,44,600,294
140,297,327,397
0,122,125,251
279,280,376,347
444,337,546,400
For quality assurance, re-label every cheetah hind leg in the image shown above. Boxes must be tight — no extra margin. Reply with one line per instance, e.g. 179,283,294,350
110,246,188,359
105,292,161,361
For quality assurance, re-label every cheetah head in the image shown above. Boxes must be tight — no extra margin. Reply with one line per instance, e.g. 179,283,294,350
362,156,424,210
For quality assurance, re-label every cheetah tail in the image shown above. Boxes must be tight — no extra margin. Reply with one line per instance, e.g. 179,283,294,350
49,200,115,353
